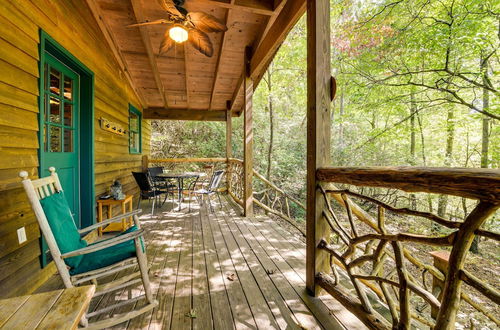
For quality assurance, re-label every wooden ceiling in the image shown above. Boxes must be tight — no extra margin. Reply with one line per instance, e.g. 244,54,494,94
86,0,305,120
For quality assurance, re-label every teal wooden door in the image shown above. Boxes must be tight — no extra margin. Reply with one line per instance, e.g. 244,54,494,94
41,53,81,227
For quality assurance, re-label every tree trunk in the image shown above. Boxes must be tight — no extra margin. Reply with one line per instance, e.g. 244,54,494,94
416,111,433,213
409,91,417,209
436,106,454,228
470,55,491,254
338,86,344,149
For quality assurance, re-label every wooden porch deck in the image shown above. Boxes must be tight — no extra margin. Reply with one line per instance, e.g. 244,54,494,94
39,195,365,329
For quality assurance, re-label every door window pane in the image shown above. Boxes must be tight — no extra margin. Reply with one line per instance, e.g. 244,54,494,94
63,76,73,100
130,113,138,131
128,105,141,154
49,126,62,152
64,128,73,152
44,94,49,122
130,131,137,150
50,67,61,95
50,97,61,123
44,124,48,152
44,63,49,91
64,103,72,127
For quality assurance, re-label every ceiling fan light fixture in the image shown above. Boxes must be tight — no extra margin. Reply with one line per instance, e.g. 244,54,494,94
169,25,188,43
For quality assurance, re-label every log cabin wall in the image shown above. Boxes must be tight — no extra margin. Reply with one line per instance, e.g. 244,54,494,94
0,0,151,298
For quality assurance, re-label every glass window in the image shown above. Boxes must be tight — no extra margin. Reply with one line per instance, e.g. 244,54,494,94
129,105,141,154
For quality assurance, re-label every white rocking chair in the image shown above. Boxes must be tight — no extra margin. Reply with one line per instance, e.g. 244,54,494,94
20,167,157,329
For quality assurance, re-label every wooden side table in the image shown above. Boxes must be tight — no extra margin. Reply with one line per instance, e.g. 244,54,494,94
97,195,134,236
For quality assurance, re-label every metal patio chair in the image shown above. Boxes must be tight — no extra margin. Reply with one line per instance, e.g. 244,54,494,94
180,174,200,212
132,171,170,214
148,166,172,189
193,170,225,213
20,167,157,329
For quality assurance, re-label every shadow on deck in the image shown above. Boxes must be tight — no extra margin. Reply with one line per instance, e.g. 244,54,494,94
37,195,365,329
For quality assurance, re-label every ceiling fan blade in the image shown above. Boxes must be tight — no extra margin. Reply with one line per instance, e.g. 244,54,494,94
158,0,185,18
187,12,228,33
188,29,214,57
159,32,176,55
127,19,172,28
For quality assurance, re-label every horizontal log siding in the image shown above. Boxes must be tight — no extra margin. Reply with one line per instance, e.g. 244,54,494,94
0,0,150,298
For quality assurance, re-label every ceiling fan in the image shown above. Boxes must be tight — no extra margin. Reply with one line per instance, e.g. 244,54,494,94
128,0,228,57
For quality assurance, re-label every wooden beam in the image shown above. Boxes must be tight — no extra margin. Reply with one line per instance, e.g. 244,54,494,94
226,103,232,191
306,0,331,296
85,0,146,108
195,0,274,16
243,47,254,217
226,103,232,159
253,0,288,50
229,0,296,116
250,0,305,83
130,0,168,107
209,5,234,110
148,157,227,163
316,167,500,202
229,74,244,113
184,43,191,108
143,108,226,121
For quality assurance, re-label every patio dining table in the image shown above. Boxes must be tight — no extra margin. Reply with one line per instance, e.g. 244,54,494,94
155,172,205,211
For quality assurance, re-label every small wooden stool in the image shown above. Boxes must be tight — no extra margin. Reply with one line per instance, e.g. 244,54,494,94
97,195,133,236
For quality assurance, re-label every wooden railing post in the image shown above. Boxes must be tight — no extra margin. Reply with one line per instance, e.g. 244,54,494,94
435,201,499,328
429,250,449,319
226,103,232,192
142,155,148,171
306,0,332,296
243,46,254,217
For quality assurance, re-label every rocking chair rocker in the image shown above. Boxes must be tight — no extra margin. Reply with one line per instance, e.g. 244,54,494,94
20,167,157,329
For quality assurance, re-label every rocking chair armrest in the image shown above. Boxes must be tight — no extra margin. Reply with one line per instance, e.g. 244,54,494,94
61,229,145,259
78,209,143,234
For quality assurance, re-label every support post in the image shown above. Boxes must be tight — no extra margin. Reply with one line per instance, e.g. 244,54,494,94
243,47,254,217
226,101,232,192
306,0,332,296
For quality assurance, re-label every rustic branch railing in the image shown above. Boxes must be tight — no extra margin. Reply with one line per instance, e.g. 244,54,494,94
252,170,306,236
227,158,244,206
315,166,500,329
227,158,306,235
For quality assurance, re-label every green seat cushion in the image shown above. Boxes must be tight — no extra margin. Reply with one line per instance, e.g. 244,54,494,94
39,191,87,270
70,225,143,275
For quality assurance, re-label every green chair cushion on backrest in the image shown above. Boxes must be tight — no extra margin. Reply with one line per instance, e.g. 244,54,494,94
39,191,88,269
70,225,142,275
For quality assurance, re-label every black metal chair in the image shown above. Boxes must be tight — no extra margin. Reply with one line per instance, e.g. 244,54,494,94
132,171,169,214
148,166,178,192
147,166,163,177
194,170,224,213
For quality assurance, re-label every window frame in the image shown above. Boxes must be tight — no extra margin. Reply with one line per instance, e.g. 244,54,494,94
128,104,142,154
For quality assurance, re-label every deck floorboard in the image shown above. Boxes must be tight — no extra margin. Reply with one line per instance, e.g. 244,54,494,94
36,195,366,330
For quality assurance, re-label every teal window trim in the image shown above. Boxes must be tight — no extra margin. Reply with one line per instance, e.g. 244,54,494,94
129,104,142,154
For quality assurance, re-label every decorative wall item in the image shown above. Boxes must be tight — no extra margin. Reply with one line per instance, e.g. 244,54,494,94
99,117,126,135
